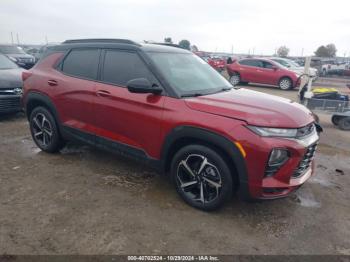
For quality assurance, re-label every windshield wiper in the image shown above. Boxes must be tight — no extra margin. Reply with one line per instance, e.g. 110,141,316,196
180,93,204,98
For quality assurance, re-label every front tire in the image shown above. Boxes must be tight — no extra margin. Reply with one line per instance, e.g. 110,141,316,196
278,77,293,90
229,73,241,86
171,145,233,211
29,107,64,153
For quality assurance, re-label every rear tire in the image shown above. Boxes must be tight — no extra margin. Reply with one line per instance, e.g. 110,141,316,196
229,73,241,86
278,77,293,90
331,116,340,126
29,107,65,153
338,117,350,130
171,144,233,211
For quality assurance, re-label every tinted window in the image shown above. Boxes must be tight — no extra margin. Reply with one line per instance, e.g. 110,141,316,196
262,61,274,69
62,49,99,79
239,59,263,67
102,50,155,86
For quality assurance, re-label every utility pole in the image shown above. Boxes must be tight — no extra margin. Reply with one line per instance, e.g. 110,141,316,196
45,35,48,44
301,48,304,57
231,45,233,55
10,32,14,44
252,47,255,56
16,33,20,45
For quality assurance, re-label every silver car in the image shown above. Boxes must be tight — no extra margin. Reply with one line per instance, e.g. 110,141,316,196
0,54,25,114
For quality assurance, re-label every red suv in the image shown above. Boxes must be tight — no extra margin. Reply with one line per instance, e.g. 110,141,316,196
22,39,320,210
227,58,300,90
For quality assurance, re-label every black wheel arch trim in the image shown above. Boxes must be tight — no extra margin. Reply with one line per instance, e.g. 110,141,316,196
24,92,61,122
160,125,251,200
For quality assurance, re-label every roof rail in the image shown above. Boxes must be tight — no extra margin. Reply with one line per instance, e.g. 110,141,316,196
149,42,183,49
62,38,140,45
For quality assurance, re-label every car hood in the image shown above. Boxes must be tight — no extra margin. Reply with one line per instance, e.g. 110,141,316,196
185,89,314,128
0,68,25,88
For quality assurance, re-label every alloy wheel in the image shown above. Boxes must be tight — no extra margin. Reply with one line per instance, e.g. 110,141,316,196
279,78,291,90
32,113,53,147
176,154,222,204
229,74,240,86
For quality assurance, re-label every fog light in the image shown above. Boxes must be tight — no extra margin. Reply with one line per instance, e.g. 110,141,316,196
268,149,289,166
264,149,289,177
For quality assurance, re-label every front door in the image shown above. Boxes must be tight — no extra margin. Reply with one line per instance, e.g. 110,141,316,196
93,49,165,159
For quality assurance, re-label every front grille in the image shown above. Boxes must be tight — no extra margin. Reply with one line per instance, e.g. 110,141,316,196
0,96,21,112
292,143,317,178
0,88,22,96
18,57,33,63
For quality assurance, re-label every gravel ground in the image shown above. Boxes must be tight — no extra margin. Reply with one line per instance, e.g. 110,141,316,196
0,81,349,255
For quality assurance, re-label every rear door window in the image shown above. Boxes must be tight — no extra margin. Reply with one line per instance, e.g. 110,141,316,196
61,49,100,80
239,59,263,67
101,50,156,86
262,61,274,69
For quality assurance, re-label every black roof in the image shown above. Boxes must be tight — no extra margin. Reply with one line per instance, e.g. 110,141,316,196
52,38,189,54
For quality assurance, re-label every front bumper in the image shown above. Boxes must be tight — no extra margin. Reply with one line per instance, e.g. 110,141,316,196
0,95,22,114
235,127,319,200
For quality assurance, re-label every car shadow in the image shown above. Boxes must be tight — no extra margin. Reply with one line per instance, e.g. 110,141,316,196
0,111,25,122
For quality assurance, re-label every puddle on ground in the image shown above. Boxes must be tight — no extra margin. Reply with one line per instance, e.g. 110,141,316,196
292,189,321,208
60,143,90,155
101,171,156,191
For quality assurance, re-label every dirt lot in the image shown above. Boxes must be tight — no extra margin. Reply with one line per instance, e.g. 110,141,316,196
0,80,350,255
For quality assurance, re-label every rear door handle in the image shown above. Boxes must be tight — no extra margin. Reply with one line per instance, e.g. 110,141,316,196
48,80,58,86
96,90,111,97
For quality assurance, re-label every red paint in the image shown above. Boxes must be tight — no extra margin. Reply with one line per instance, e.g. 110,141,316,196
227,58,300,88
22,52,317,200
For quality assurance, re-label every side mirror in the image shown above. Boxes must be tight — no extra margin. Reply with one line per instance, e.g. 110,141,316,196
127,78,162,95
271,65,278,70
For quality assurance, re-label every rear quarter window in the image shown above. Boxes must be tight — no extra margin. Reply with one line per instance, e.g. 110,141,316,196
61,49,100,80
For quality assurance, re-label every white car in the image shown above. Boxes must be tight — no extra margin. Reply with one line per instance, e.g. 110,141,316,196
270,57,318,80
321,62,350,76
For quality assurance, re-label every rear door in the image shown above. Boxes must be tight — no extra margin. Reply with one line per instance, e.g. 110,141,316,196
54,48,100,139
92,49,165,158
238,59,262,82
257,61,279,85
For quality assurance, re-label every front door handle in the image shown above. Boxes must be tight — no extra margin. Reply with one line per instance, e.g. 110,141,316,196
96,90,111,97
48,80,58,86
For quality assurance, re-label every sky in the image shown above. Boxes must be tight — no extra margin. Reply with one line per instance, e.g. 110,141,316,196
0,0,349,56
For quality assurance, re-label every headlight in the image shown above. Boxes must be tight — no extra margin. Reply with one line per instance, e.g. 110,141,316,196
8,56,17,62
247,126,297,137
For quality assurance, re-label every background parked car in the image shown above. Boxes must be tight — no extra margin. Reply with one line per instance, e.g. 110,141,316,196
227,58,300,90
207,56,226,72
0,45,35,69
0,54,25,114
270,57,318,80
194,52,226,72
321,62,349,76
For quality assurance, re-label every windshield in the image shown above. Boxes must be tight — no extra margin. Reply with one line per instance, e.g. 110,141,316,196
273,59,290,67
0,54,18,69
147,52,232,97
0,45,25,54
286,59,300,67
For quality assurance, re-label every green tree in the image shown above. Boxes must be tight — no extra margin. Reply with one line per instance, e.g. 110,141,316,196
314,44,337,57
191,45,199,52
179,39,191,50
326,43,337,57
164,37,172,44
277,45,290,57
